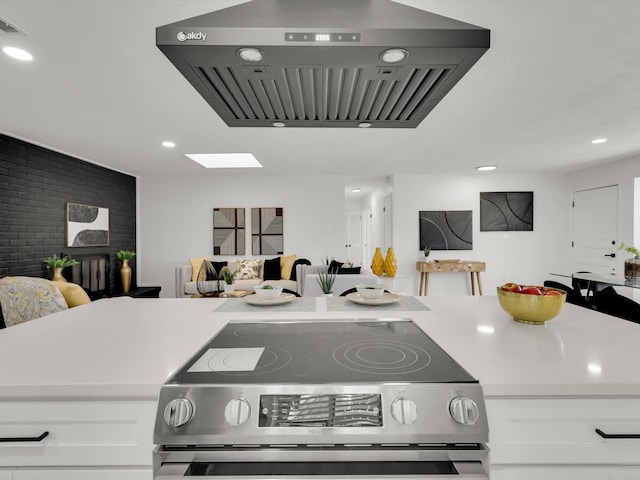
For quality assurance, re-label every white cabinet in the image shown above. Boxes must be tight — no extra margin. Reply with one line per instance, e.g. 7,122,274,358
12,468,151,479
0,399,156,471
0,471,12,480
487,397,640,475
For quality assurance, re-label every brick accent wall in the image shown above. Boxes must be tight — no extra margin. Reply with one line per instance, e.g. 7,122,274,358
0,134,136,294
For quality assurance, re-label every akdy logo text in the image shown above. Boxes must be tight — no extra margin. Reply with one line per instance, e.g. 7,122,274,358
177,31,207,42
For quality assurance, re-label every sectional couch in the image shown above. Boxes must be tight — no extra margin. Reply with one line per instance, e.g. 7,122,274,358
175,258,379,297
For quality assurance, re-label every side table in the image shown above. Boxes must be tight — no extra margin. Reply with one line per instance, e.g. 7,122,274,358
416,261,485,296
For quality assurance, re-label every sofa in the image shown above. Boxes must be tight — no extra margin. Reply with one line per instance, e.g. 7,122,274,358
175,258,380,297
297,264,380,296
175,257,309,297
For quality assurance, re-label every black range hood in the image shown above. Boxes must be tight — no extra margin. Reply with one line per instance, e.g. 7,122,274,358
156,0,490,128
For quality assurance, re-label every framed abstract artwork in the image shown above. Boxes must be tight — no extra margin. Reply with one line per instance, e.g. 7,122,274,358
419,210,473,251
252,207,283,255
213,208,245,255
66,203,110,247
480,192,533,231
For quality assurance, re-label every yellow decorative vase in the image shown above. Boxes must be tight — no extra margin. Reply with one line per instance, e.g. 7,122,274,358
371,247,384,276
120,259,132,294
51,267,66,282
384,247,398,278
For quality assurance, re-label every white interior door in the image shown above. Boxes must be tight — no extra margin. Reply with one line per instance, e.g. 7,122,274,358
573,185,618,275
345,213,362,264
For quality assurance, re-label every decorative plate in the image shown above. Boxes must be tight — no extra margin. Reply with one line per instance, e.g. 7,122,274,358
243,293,295,306
346,292,401,305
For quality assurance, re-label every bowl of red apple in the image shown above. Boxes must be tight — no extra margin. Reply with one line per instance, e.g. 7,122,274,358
497,283,567,325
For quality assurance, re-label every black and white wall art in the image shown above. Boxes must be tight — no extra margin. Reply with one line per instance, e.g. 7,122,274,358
480,192,534,231
66,202,110,247
213,208,245,255
419,210,473,251
252,207,283,255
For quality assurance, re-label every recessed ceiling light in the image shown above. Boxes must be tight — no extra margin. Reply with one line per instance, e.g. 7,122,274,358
380,48,408,64
591,138,607,144
3,46,33,61
358,122,372,128
162,141,176,148
237,47,263,62
477,165,497,171
272,122,286,127
185,153,262,169
351,188,362,193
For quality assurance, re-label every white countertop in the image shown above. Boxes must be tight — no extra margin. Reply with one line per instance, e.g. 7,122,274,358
0,296,638,399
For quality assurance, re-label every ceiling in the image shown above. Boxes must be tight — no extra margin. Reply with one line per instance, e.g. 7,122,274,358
1,0,639,188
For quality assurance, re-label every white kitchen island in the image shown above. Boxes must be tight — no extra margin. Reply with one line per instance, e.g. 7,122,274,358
0,295,639,479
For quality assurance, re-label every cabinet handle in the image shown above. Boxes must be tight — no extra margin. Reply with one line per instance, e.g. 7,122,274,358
595,428,640,439
0,431,49,442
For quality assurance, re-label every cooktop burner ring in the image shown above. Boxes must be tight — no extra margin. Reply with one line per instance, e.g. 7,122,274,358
333,340,432,375
233,324,276,338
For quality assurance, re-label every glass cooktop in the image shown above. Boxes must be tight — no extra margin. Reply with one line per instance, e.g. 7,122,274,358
167,319,477,385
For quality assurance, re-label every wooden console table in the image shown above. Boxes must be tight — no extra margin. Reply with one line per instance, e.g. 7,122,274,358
416,261,486,296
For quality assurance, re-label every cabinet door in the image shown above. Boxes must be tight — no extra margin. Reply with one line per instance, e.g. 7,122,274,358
0,399,156,468
0,471,12,480
13,468,151,480
487,398,640,465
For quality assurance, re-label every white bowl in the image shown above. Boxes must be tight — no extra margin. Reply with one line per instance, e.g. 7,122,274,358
356,283,385,300
254,285,283,300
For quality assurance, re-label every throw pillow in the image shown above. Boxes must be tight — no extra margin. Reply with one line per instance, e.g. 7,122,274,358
328,260,344,274
189,258,206,282
280,254,297,280
204,261,228,280
235,259,260,280
52,281,91,307
263,257,281,281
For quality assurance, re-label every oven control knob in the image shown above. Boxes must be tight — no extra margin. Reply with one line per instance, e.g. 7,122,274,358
164,398,193,428
224,398,251,426
449,397,479,425
390,398,418,425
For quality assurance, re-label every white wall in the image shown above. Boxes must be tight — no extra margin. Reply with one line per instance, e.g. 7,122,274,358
392,172,572,296
138,174,346,297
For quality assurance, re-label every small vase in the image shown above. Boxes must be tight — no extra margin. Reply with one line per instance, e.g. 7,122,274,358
624,256,640,283
384,247,398,278
51,267,66,282
224,283,235,294
120,259,132,294
371,247,384,276
323,293,333,297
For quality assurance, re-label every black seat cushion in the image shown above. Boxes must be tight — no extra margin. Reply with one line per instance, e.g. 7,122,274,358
543,280,590,308
594,286,640,324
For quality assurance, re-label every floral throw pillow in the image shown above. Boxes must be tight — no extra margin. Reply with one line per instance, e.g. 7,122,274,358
235,260,260,280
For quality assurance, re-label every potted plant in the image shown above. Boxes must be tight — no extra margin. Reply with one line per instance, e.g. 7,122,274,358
43,254,79,282
316,257,337,296
117,250,136,293
619,242,640,282
223,268,236,294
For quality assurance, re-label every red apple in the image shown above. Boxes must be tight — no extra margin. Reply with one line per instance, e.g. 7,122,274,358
521,286,543,295
501,282,522,293
544,289,562,296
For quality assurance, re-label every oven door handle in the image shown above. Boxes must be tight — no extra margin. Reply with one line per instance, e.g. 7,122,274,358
155,461,489,479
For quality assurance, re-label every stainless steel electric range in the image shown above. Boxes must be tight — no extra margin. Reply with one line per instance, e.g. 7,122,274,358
153,319,489,479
